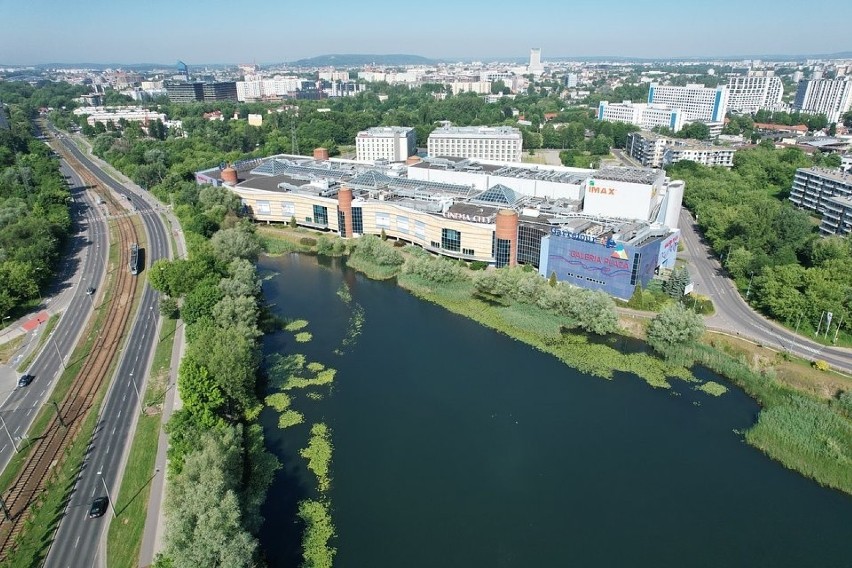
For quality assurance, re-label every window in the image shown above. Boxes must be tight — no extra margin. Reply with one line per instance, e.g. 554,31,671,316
495,238,511,268
256,200,271,214
462,248,474,256
376,212,390,228
281,201,295,216
441,228,461,252
338,210,346,237
352,207,363,234
430,241,440,248
396,216,409,233
414,221,426,239
630,253,641,286
313,205,328,226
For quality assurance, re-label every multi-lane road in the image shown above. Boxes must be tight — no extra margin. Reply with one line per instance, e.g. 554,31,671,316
43,134,171,568
0,160,108,474
677,208,852,373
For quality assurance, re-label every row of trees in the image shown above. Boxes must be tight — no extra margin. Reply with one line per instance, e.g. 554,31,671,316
0,85,74,318
147,185,279,567
668,146,852,335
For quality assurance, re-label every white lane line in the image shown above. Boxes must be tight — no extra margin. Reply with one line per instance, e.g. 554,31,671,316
0,444,6,453
25,408,32,416
74,535,81,548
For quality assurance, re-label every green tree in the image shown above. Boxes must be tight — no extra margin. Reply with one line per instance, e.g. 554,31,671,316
646,302,705,355
178,357,226,428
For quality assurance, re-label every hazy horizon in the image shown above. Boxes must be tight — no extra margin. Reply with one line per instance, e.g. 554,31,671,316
3,0,851,66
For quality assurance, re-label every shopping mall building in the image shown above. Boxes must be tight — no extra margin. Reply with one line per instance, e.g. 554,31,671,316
195,151,684,299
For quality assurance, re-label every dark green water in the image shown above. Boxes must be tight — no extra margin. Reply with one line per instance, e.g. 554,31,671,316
258,254,852,568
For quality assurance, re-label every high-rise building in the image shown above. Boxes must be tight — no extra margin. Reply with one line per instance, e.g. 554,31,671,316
166,81,238,103
528,48,543,76
790,167,852,235
356,127,417,162
727,72,784,113
176,60,189,82
598,101,684,132
793,78,852,123
648,83,728,123
427,126,523,162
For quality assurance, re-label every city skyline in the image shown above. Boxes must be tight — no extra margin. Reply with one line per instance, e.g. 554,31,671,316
3,0,852,66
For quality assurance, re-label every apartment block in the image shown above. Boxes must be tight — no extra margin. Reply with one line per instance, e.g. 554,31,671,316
427,126,523,162
727,72,784,113
598,101,684,132
789,167,852,234
648,83,728,123
355,126,417,162
793,78,852,123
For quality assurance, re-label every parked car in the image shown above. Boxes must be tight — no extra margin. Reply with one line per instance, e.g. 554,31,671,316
89,496,109,518
17,374,33,388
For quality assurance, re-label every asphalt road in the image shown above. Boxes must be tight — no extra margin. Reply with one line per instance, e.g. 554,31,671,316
44,135,171,568
678,208,852,373
0,161,108,474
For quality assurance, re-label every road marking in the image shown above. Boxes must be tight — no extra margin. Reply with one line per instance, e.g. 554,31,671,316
25,408,32,416
75,535,80,548
111,427,116,436
0,444,6,453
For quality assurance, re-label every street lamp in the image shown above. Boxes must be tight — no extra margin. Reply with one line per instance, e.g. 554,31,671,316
97,472,118,518
0,413,19,454
52,335,66,370
746,271,755,299
129,371,144,415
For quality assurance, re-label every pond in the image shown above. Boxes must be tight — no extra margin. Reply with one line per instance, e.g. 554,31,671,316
258,253,852,568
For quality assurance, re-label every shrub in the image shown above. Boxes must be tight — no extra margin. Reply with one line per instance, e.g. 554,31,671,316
403,255,467,283
288,216,298,228
647,303,705,356
299,237,317,247
351,235,403,266
812,359,830,372
469,260,488,271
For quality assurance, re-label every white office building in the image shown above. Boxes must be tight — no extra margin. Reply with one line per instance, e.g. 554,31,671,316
355,126,417,163
790,167,852,235
428,126,523,162
663,144,735,168
793,78,852,123
727,72,784,113
598,101,685,132
648,83,728,123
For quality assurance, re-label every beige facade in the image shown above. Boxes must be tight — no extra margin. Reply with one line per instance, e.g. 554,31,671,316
237,187,497,263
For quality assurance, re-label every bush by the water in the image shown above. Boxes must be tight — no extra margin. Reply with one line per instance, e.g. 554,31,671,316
350,234,404,266
403,254,467,283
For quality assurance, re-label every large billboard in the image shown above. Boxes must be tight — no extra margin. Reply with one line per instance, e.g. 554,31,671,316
582,178,653,220
657,230,680,269
539,230,665,299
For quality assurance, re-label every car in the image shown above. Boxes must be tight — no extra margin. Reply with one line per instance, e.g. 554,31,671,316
17,374,33,388
89,496,109,518
86,286,95,295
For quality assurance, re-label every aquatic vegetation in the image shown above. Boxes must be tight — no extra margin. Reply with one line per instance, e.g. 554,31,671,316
307,392,324,401
267,353,306,389
283,368,337,390
336,304,365,355
697,382,728,397
278,410,304,429
295,332,313,343
301,423,333,492
297,499,336,568
337,283,352,304
307,362,325,372
284,319,309,332
265,392,293,412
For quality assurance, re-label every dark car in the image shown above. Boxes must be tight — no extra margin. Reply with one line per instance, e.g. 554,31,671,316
17,374,33,388
86,286,95,295
89,496,109,518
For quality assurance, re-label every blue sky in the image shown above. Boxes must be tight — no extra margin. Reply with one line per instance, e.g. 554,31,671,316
2,0,851,65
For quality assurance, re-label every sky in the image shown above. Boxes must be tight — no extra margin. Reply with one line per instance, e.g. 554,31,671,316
2,0,851,65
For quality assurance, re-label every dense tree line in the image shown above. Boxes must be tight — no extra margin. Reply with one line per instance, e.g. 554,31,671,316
0,86,76,318
147,185,279,567
668,147,852,337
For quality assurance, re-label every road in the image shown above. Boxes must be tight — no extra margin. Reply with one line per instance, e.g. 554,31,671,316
677,208,852,373
0,161,108,474
44,135,171,568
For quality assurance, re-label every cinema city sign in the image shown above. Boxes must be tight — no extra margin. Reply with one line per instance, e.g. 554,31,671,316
443,211,495,224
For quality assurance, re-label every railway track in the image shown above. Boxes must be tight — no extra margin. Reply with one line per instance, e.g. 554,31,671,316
0,143,139,559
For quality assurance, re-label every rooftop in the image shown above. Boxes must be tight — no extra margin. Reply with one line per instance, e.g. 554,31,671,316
797,167,852,184
593,166,665,185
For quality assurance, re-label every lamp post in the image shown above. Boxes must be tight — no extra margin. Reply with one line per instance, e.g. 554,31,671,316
745,271,755,299
98,473,118,518
52,335,66,370
129,371,144,415
0,413,19,453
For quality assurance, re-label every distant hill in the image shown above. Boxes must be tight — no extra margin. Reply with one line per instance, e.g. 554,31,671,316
288,54,437,67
